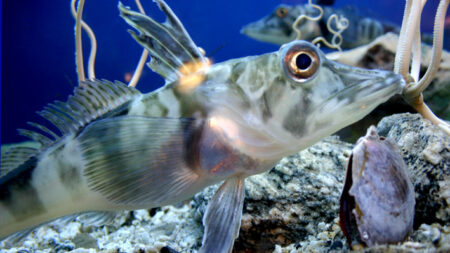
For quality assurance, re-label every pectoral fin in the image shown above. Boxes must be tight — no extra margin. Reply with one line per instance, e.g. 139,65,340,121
199,176,245,253
78,116,209,208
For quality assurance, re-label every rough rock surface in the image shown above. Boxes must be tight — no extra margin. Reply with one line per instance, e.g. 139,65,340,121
193,136,352,252
1,113,448,252
377,113,450,227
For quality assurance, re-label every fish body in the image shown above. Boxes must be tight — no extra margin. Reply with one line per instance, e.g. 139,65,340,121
241,4,399,48
1,1,405,251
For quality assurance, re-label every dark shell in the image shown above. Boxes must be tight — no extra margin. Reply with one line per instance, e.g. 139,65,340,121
339,126,415,247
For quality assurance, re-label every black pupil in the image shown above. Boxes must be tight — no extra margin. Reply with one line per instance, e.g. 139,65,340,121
296,53,312,70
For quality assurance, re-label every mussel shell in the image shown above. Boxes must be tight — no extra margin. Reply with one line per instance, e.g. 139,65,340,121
339,126,415,247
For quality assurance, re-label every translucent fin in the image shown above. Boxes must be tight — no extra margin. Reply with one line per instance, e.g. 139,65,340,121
1,146,39,177
76,211,119,225
57,211,121,226
17,129,52,147
118,0,207,83
78,115,207,207
18,80,140,151
0,227,34,247
199,177,245,253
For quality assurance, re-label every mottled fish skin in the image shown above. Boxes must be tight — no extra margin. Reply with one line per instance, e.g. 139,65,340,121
1,1,405,251
0,136,114,238
0,80,143,238
241,4,398,48
131,42,404,162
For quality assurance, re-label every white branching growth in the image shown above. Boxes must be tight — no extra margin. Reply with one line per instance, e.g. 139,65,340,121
71,0,148,87
292,0,349,51
72,0,87,83
71,0,97,81
394,0,449,134
292,0,323,39
312,14,349,51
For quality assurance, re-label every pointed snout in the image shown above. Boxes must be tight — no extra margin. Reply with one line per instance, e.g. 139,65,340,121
240,18,291,45
240,20,264,37
326,60,406,100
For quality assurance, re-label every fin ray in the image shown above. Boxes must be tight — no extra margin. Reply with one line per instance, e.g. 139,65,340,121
119,1,207,83
78,116,208,207
26,122,59,140
67,211,122,226
0,227,35,246
17,129,53,147
199,177,246,253
19,80,141,150
1,146,39,177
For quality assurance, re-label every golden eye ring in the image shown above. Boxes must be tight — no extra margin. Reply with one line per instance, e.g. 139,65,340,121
276,7,289,18
281,41,320,83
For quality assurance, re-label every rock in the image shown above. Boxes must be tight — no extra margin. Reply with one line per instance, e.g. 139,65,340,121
377,113,450,227
1,113,448,252
193,136,352,252
72,234,98,249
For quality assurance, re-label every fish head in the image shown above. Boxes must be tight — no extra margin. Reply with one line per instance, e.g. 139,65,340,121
273,40,405,149
208,40,404,159
240,4,321,45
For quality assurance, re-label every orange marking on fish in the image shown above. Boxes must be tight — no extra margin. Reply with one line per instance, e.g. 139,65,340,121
177,58,212,93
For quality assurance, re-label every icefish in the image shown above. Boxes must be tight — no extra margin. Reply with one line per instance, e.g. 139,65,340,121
241,4,399,48
0,0,404,252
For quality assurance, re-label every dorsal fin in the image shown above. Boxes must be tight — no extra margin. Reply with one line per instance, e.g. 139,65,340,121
1,145,39,177
17,80,141,151
118,0,208,83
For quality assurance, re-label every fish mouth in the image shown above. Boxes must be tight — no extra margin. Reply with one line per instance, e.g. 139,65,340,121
328,60,404,105
241,22,291,45
311,61,405,129
338,70,403,105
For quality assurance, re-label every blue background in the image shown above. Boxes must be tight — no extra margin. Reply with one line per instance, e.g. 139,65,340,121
1,0,448,144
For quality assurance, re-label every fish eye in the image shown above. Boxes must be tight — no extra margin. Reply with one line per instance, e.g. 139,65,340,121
276,7,289,18
281,42,320,83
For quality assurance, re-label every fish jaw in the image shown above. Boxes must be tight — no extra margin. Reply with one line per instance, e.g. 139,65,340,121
297,57,405,147
197,40,405,161
241,20,295,45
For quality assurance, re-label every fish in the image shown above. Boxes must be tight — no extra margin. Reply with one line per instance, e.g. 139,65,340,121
241,3,399,49
0,0,405,252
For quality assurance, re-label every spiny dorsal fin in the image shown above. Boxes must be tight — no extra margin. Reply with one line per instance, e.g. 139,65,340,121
1,145,39,177
18,80,141,151
119,0,207,83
